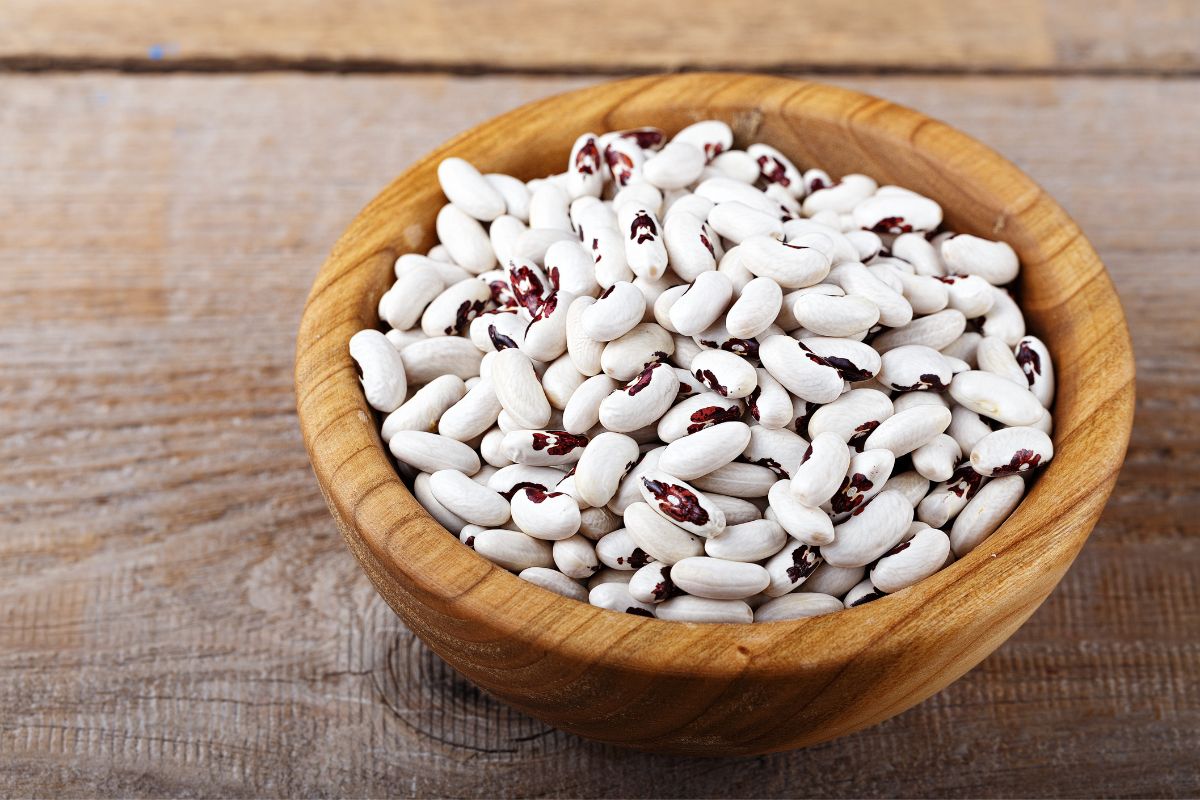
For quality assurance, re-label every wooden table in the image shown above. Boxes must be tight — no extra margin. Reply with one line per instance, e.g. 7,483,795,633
2,3,1197,796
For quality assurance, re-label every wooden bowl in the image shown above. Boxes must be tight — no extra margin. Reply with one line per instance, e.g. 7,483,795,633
295,73,1134,755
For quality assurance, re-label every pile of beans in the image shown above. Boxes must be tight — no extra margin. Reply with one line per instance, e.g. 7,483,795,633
349,120,1056,624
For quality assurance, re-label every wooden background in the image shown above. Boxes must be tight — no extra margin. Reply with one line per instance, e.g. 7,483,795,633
1,2,1197,797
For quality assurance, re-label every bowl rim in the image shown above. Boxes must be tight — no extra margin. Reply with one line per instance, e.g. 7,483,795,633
295,73,1135,681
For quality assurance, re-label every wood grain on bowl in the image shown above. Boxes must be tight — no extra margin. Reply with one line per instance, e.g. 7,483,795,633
296,73,1134,755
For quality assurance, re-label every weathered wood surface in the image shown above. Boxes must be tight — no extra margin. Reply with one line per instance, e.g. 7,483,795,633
0,74,1197,796
1,1,1199,74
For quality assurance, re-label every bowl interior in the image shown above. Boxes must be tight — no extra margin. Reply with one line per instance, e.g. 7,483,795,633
295,73,1134,749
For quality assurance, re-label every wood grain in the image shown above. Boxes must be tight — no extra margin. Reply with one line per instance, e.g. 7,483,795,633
1,73,1196,794
1,1,1198,74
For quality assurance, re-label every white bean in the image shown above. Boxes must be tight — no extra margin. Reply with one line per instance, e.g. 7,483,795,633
912,433,962,483
601,323,674,381
382,376,466,440
582,281,645,341
656,392,744,442
381,264,445,331
482,173,531,221
941,233,1019,285
414,472,468,533
982,287,1026,345
501,429,589,467
490,348,551,430
876,344,954,392
710,150,760,184
596,528,653,570
942,274,995,319
747,368,794,429
691,462,778,498
438,157,506,222
789,431,851,507
755,593,843,622
806,388,894,447
800,562,865,598
763,536,823,596
657,421,752,480
401,336,483,384
637,470,726,538
708,202,784,243
545,239,601,298
791,294,879,338
573,432,640,508
881,470,931,508
618,205,668,280
598,362,679,432
627,560,677,604
828,448,896,521
853,193,942,234
872,309,966,354
828,261,913,328
562,373,617,434
519,567,588,601
588,226,634,287
436,204,496,273
429,469,510,526
541,354,586,411
1016,335,1055,407
655,596,751,624
768,480,835,546
643,141,706,191
821,491,914,568
522,290,574,362
623,501,705,565
349,329,407,412
739,234,832,289
871,527,952,593
802,174,876,216
799,337,881,383
970,426,1054,477
759,335,844,404
704,519,787,562
863,405,953,457
725,277,783,339
553,534,600,579
949,370,1045,426
473,529,553,571
389,431,480,475
588,582,657,617
742,426,809,478
566,133,605,199
690,349,757,398
438,378,502,441
669,557,770,600
704,493,763,526
510,486,582,540
529,181,573,232
950,475,1025,556
976,335,1028,385
668,271,733,337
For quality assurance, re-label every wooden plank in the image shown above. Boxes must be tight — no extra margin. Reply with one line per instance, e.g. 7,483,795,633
0,1,1198,74
0,73,1196,796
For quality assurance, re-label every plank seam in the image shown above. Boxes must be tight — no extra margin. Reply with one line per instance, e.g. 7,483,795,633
3,57,1200,79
